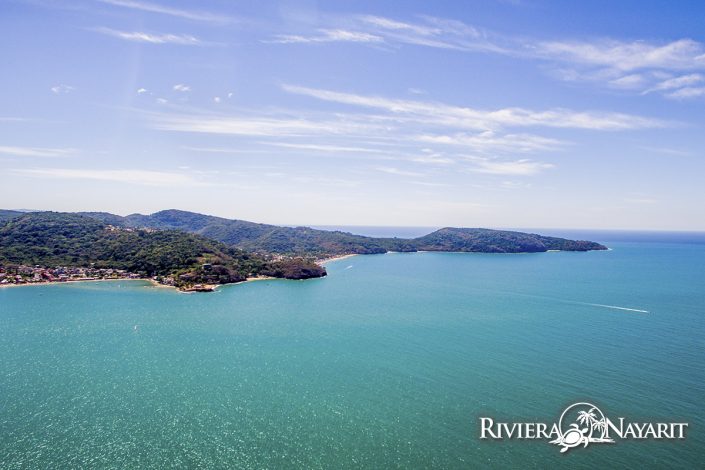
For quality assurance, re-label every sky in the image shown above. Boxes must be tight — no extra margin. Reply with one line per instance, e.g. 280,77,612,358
1,0,704,230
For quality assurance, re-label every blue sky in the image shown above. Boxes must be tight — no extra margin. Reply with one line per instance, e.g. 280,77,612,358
1,0,704,229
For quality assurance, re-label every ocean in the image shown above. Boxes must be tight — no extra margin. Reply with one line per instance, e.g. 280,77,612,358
1,232,703,468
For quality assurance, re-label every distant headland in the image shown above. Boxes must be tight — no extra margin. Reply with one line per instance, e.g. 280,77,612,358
0,209,607,291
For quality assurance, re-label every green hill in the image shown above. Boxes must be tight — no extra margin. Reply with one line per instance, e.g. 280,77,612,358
0,212,325,287
78,209,415,256
413,227,606,253
0,210,607,286
0,210,24,224
78,209,605,255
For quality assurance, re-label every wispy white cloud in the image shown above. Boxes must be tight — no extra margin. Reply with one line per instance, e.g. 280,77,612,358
150,112,378,137
173,84,191,92
262,142,382,153
51,84,74,94
93,27,202,45
181,146,270,155
12,168,205,186
500,181,532,190
356,14,502,53
411,150,455,165
535,39,705,72
137,87,148,94
665,86,705,99
642,73,703,94
97,0,236,24
149,107,564,164
467,158,554,176
268,14,504,53
604,71,705,99
143,83,666,182
281,84,667,130
266,12,705,99
535,40,705,98
410,181,449,187
267,29,383,44
375,166,425,177
639,145,692,157
0,146,75,157
360,15,443,37
416,131,564,153
609,74,645,89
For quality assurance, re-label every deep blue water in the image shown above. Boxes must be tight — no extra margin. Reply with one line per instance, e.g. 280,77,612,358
0,238,703,468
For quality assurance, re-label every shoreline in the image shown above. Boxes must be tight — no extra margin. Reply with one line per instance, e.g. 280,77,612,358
245,275,277,282
1,249,604,292
318,254,358,265
0,275,282,292
0,278,150,289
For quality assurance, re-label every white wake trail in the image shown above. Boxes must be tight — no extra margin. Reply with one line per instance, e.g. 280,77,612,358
583,303,649,313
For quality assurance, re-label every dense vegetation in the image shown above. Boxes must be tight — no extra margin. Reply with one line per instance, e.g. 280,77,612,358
0,210,606,289
76,209,605,255
0,210,23,224
0,212,325,287
413,228,607,253
81,209,416,256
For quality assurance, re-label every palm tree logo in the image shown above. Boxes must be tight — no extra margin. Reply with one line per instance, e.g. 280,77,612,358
550,402,615,453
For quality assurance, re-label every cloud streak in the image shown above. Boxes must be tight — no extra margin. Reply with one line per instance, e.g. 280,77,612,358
535,39,705,72
51,84,74,94
267,29,383,44
376,166,425,177
540,39,705,98
0,146,75,157
416,132,564,153
150,112,379,137
143,82,670,180
97,0,236,24
93,27,203,45
266,12,705,99
267,14,505,53
466,158,554,176
12,168,205,186
281,84,667,130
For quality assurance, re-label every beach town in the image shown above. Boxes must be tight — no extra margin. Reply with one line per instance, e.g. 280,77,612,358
0,265,146,286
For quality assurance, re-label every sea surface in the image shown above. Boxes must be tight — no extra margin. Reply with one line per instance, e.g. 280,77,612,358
1,232,704,468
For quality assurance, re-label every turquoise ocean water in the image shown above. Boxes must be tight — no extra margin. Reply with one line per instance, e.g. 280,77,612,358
1,236,704,468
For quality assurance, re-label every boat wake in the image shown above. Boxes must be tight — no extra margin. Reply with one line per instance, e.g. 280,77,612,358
581,303,649,313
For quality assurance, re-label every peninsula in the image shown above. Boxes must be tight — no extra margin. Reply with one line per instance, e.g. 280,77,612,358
0,210,607,291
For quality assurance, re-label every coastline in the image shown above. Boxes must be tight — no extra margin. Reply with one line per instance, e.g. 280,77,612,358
0,278,151,289
245,275,277,282
318,253,358,265
1,249,604,292
0,275,282,292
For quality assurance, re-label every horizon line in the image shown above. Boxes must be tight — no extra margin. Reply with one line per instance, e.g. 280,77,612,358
3,208,705,234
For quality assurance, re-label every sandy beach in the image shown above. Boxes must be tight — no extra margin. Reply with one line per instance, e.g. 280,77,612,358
245,276,277,282
1,275,289,293
0,278,151,289
318,254,358,265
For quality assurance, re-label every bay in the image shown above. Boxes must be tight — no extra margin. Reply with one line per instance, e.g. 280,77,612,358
1,238,703,468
